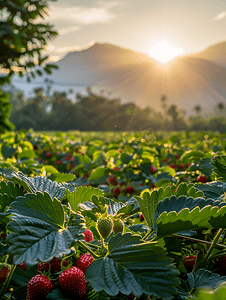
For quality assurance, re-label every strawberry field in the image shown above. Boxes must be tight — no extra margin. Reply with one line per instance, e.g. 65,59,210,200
2,129,226,299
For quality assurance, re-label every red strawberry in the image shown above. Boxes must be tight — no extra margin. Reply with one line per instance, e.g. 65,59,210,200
114,187,121,196
55,160,62,165
197,175,207,183
183,255,196,272
18,262,26,271
38,262,50,273
113,167,120,171
69,164,74,170
126,186,134,194
139,213,144,222
46,152,51,159
150,165,156,173
179,163,183,169
0,266,10,284
1,232,6,239
217,255,226,272
33,144,38,150
50,257,68,273
58,267,87,297
107,176,116,185
151,183,156,189
38,257,68,273
27,274,54,300
75,253,94,273
83,229,93,242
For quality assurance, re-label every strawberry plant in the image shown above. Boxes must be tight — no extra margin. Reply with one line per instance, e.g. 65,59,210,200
2,131,226,299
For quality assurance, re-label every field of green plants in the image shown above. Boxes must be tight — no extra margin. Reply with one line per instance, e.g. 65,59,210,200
2,129,226,299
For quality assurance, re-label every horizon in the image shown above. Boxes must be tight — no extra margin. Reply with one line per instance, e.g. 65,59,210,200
42,0,226,63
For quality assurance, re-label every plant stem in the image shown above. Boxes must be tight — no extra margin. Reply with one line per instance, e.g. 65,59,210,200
0,264,16,298
142,229,154,241
77,240,100,259
173,233,226,249
194,228,224,271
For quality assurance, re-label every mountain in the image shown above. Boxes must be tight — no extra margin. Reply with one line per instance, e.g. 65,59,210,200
190,41,226,67
12,41,226,116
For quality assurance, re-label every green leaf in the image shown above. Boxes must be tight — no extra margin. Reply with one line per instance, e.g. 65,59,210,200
212,155,226,182
180,150,206,164
154,196,226,237
178,269,226,298
12,171,66,200
1,143,17,159
49,172,76,183
17,149,37,160
66,186,104,212
6,192,85,266
195,182,225,200
89,166,106,180
120,153,133,164
85,233,179,299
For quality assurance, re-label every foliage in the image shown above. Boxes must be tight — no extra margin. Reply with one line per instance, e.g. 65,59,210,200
0,0,58,134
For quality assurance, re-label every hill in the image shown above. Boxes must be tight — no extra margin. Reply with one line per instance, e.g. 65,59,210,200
11,41,226,116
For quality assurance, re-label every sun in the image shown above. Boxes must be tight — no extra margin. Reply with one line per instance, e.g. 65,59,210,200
149,40,184,64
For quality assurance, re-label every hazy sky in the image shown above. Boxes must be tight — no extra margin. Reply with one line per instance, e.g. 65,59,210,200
43,0,226,61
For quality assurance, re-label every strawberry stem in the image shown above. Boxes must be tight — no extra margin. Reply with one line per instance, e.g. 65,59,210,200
77,240,100,259
0,264,16,298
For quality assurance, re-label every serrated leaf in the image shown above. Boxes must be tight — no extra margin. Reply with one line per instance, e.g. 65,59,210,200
12,171,66,200
212,155,226,182
154,196,226,237
180,150,206,164
49,172,76,183
66,186,104,212
6,192,85,266
89,166,106,180
1,143,17,159
85,233,179,299
178,269,226,298
195,182,225,200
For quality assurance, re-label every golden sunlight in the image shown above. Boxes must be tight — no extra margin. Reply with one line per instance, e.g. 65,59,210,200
149,40,184,64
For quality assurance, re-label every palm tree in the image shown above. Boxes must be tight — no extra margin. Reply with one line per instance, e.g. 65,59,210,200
194,105,201,115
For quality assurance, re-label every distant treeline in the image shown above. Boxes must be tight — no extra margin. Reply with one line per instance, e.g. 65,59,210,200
9,87,226,132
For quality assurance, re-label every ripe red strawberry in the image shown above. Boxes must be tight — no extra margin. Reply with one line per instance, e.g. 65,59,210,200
139,213,144,222
58,267,86,298
113,167,120,171
50,257,68,273
83,229,93,242
46,152,51,159
197,175,207,183
18,262,26,271
75,253,94,273
107,176,116,185
217,255,226,272
179,163,183,169
151,183,156,189
113,219,124,234
1,232,6,239
97,217,113,239
114,187,121,196
0,266,10,284
27,274,54,300
33,144,38,150
183,255,196,272
38,262,50,273
126,186,134,194
38,257,68,273
150,165,156,173
55,159,62,165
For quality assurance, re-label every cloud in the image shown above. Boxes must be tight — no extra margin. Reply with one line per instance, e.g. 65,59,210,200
213,11,226,21
48,4,117,26
48,56,60,62
55,46,81,53
58,26,81,35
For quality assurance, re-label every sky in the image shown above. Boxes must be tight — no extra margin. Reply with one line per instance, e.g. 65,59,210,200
43,0,226,62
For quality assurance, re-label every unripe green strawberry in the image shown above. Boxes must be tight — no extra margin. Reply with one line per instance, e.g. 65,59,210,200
113,219,124,234
97,217,113,239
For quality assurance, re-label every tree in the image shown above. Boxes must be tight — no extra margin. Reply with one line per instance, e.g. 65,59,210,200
194,105,201,115
0,0,58,133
